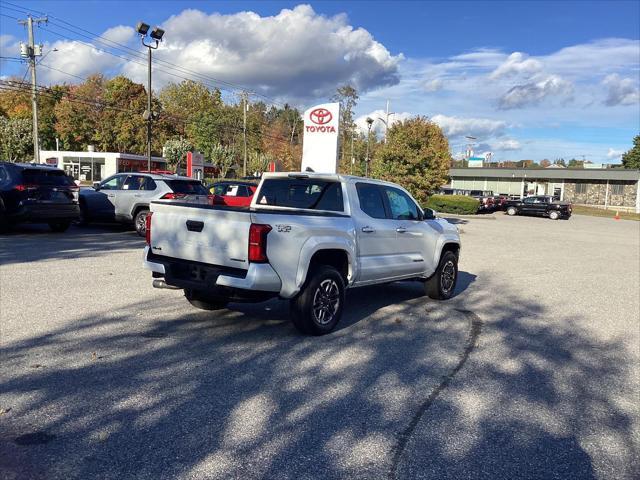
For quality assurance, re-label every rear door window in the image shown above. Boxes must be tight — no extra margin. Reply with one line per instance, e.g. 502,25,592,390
257,178,344,212
356,183,387,219
165,180,208,195
22,169,75,186
123,175,145,190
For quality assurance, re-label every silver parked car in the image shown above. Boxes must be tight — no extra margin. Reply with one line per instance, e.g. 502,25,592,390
79,172,209,236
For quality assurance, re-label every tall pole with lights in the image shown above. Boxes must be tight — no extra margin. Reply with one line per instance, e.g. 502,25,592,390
136,21,164,171
365,117,374,177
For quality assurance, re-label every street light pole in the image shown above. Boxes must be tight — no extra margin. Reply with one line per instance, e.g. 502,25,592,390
136,22,164,172
365,117,374,177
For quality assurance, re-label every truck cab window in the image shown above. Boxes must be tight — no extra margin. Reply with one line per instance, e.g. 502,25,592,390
356,183,387,219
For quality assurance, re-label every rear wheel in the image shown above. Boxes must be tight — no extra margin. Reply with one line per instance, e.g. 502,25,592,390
77,202,90,226
184,289,228,311
134,209,149,237
291,266,345,335
549,210,560,220
424,251,458,300
506,206,517,216
49,221,71,233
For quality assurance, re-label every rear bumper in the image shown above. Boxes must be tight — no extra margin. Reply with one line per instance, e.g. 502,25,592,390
143,246,282,296
8,203,80,222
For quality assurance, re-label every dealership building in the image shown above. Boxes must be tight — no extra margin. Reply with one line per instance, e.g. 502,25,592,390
39,150,168,183
449,167,640,212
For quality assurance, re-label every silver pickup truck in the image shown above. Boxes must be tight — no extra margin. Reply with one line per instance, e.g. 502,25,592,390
144,172,461,335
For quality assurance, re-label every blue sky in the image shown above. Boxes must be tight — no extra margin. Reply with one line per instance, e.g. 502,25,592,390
1,1,639,162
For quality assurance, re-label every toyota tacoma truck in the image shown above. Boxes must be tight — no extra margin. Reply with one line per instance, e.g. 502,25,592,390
143,173,461,335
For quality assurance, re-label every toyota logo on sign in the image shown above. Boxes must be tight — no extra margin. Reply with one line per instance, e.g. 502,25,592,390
309,108,333,125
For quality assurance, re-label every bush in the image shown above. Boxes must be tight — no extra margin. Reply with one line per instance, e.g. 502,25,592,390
425,194,479,215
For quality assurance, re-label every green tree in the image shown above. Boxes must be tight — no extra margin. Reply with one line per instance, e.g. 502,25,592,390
0,116,33,162
371,116,450,205
621,135,640,169
331,85,358,168
209,144,238,179
247,151,272,176
160,80,222,135
163,137,192,172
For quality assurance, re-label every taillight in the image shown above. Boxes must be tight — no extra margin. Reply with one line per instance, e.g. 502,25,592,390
145,212,153,246
14,184,38,191
161,192,187,200
248,223,271,263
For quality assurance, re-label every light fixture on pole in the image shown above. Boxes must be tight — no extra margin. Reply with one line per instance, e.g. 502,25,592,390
365,117,374,177
136,21,164,171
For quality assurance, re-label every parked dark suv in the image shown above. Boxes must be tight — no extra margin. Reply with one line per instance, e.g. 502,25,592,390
0,162,80,232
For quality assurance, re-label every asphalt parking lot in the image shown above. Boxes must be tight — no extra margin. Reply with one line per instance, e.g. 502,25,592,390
1,214,638,480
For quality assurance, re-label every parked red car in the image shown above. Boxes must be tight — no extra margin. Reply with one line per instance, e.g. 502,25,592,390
208,181,257,207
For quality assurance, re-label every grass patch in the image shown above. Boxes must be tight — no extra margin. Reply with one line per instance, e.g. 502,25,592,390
572,205,640,221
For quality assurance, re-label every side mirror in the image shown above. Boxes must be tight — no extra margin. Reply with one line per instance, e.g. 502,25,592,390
93,181,101,191
423,208,437,220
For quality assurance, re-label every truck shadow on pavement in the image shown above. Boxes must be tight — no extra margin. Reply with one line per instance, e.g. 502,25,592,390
0,225,143,266
0,279,637,480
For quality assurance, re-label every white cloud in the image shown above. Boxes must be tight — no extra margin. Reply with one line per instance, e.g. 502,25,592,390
607,147,625,159
498,75,573,109
492,139,522,151
423,78,443,92
489,52,542,79
430,114,507,138
38,39,123,83
121,5,401,101
101,26,135,45
602,74,639,106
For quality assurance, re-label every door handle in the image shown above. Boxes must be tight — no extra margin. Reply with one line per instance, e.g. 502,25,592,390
186,220,204,232
134,194,142,197
107,194,115,198
361,226,375,233
396,227,407,233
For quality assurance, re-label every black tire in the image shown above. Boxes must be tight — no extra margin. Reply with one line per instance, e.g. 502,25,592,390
0,205,9,233
424,250,458,300
49,221,71,233
290,266,345,336
506,206,517,216
549,210,560,220
77,202,90,226
134,209,149,237
184,289,228,311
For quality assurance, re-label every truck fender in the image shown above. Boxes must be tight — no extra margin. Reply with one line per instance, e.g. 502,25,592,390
289,235,357,298
432,234,461,268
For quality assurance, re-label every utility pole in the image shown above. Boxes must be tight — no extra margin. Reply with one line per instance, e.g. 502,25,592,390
242,91,249,177
384,100,390,143
18,15,48,164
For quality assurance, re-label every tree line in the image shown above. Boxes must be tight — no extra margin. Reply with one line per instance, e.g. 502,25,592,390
0,76,452,203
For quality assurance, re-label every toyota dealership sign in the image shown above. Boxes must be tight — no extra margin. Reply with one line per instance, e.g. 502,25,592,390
301,102,340,173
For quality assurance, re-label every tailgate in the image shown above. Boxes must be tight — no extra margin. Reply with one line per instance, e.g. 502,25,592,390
149,202,252,269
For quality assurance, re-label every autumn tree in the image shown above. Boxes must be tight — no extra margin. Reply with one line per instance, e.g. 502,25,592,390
622,135,640,169
371,116,450,205
0,116,33,162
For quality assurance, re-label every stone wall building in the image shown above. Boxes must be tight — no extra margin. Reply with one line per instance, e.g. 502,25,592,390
449,168,640,212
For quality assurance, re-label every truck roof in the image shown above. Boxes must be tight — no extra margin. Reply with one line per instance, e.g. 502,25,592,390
261,171,401,187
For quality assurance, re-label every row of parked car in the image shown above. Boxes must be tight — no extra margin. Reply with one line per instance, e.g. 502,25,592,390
0,162,260,235
438,187,572,219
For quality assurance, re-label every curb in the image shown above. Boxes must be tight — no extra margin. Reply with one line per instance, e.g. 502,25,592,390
441,213,497,220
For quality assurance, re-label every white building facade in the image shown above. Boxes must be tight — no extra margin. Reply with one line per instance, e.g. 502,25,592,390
39,150,167,183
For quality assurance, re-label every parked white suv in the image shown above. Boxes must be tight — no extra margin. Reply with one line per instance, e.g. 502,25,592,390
79,172,209,236
144,173,461,335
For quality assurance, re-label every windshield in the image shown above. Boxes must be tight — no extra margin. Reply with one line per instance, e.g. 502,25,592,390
256,178,344,212
22,169,75,186
165,180,208,195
